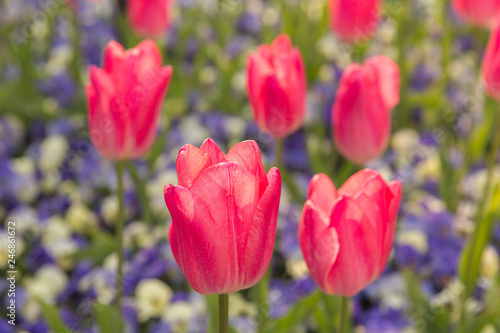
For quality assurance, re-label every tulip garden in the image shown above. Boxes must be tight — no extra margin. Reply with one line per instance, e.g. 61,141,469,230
3,0,500,332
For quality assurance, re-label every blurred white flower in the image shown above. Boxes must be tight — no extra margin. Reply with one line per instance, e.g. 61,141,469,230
24,265,68,304
480,245,500,279
136,279,173,322
396,230,429,253
101,195,119,226
65,201,98,234
11,156,38,203
39,134,69,173
162,301,196,332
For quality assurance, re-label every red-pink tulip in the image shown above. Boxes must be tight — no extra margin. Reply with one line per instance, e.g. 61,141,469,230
482,23,500,100
452,0,500,27
127,0,173,38
247,34,307,139
329,0,381,43
298,170,402,297
332,56,400,164
164,139,281,295
86,40,173,160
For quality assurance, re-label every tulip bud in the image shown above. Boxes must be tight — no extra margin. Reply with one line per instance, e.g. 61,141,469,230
452,0,500,27
482,22,500,100
86,40,173,160
332,56,400,164
127,0,173,38
164,139,282,295
247,34,307,139
298,170,402,297
329,0,381,43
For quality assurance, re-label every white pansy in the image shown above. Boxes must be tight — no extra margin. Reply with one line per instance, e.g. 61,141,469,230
147,170,177,218
397,230,429,253
163,301,195,332
24,265,68,304
39,134,69,173
101,195,119,226
480,246,500,279
124,222,154,249
65,201,98,234
228,293,257,317
79,269,116,305
179,117,210,146
0,230,25,268
12,156,38,203
136,279,173,322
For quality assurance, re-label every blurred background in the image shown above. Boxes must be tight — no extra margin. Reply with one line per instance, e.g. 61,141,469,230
1,0,500,332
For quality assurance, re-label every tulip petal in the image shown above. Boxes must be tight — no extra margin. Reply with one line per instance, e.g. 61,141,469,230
224,140,268,196
189,162,260,292
325,196,378,296
200,138,225,164
339,169,380,197
165,184,229,295
366,56,401,110
307,173,337,216
176,144,213,188
103,40,125,77
240,167,281,289
298,200,339,293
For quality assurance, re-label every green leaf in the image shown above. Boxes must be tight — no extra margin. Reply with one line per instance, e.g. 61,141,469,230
403,271,451,333
73,232,115,264
93,303,124,333
40,302,74,333
262,290,321,333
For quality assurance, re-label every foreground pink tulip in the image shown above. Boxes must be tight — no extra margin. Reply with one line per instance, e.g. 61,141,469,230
298,170,402,297
452,0,500,27
482,23,500,100
247,34,307,139
127,0,173,38
332,56,400,164
86,40,173,160
329,0,381,43
164,139,281,295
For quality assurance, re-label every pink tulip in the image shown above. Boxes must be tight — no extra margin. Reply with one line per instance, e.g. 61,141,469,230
298,170,402,297
332,56,400,164
452,0,500,27
164,139,281,295
247,34,307,139
329,0,381,43
127,0,173,38
86,40,173,160
482,23,500,100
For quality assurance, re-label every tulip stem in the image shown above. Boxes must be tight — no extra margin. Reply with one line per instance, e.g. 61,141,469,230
338,296,350,333
276,138,284,170
218,294,229,333
115,161,125,313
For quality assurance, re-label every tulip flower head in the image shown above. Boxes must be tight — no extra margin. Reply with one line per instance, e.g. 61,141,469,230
247,34,307,139
452,0,500,28
329,0,381,43
298,170,402,297
332,56,400,164
164,139,282,295
482,22,500,100
127,0,173,38
86,40,173,160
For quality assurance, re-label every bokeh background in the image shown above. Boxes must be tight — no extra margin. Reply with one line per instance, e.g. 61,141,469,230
1,0,500,332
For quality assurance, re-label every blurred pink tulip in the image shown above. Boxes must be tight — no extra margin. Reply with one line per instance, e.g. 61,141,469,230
332,56,400,164
329,0,381,43
298,170,402,297
482,22,500,100
127,0,173,38
164,139,282,295
86,40,173,160
247,34,307,139
452,0,500,27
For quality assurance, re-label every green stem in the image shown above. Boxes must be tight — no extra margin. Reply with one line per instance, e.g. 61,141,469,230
275,138,284,170
338,296,350,333
115,161,125,312
218,294,229,333
396,0,409,127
